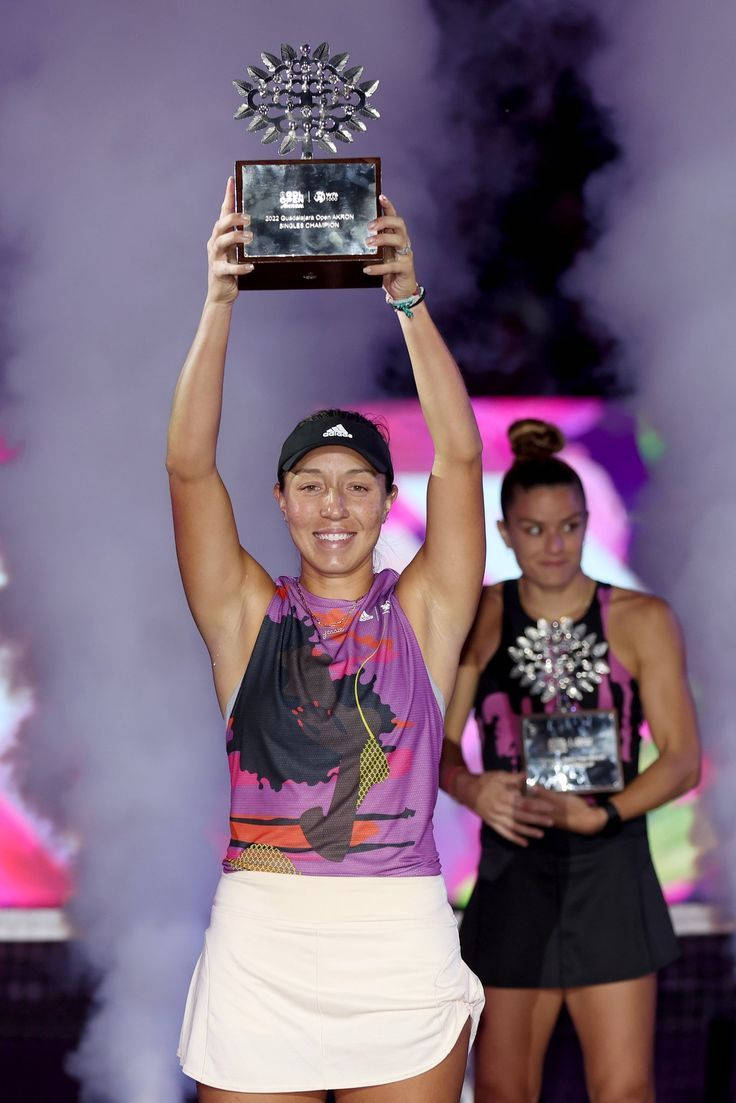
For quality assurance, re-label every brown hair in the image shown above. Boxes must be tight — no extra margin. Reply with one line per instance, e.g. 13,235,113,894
500,419,586,519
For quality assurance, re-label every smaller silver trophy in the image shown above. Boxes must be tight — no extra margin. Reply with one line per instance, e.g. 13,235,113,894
510,617,624,794
232,42,382,290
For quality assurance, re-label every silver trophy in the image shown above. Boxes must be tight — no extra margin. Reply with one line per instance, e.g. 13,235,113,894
510,617,624,794
232,42,382,290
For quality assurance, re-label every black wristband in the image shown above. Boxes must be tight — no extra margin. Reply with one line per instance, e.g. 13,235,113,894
601,799,622,835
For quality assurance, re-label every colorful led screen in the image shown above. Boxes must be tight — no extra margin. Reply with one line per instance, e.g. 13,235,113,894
356,397,709,907
0,399,710,909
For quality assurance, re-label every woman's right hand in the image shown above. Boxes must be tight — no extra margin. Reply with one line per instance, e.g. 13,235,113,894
206,177,254,305
470,771,555,847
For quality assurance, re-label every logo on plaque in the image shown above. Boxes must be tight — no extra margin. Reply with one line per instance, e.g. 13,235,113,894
232,42,382,291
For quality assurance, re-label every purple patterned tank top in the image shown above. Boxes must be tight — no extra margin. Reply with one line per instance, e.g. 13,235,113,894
223,569,444,877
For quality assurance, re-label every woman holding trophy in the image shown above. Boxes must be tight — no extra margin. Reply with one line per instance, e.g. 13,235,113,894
441,419,701,1103
169,178,485,1101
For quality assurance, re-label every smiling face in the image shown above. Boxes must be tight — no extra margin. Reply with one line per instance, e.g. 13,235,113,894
274,446,396,592
499,484,588,590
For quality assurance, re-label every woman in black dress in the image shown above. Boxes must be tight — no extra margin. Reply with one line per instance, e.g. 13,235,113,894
440,418,700,1103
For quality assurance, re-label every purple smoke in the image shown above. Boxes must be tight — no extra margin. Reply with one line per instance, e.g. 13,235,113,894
0,1,445,1098
571,0,736,907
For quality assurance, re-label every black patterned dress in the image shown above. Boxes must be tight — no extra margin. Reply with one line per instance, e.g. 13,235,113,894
459,580,678,988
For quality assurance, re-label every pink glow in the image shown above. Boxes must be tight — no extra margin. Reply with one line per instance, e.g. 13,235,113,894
0,436,17,464
0,798,71,907
364,397,603,473
663,879,696,905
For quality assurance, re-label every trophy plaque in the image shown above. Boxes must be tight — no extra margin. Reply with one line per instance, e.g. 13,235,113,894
233,42,383,290
521,709,623,794
509,615,624,795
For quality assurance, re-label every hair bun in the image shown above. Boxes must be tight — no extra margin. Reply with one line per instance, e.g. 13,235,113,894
508,419,565,462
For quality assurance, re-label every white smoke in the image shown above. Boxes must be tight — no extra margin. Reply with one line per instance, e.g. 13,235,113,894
0,1,442,1099
571,0,736,905
0,636,33,806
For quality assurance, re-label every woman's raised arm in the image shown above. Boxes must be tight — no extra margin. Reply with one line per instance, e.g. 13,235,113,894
367,197,485,699
167,179,274,702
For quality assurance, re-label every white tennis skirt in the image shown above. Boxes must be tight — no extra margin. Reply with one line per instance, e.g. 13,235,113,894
178,871,484,1093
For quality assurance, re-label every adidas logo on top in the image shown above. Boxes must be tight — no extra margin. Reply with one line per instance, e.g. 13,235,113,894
322,424,353,439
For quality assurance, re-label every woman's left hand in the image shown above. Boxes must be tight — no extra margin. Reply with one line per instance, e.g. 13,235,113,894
363,195,419,301
543,790,609,835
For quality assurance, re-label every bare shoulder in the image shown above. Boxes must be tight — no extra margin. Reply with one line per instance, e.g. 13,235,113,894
463,582,504,667
609,587,682,658
610,587,677,626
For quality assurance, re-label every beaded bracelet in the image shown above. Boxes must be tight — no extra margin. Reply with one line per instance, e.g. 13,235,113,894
385,285,426,319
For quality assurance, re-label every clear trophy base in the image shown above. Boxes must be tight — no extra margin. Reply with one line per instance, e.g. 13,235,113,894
522,709,624,794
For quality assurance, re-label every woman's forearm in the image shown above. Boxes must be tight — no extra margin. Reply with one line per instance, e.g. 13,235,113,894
439,738,480,809
396,303,482,463
166,299,233,478
611,746,700,821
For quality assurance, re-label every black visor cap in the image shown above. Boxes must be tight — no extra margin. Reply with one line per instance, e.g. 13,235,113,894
278,414,394,488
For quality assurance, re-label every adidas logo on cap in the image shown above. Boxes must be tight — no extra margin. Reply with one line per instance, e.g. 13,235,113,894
322,423,353,439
